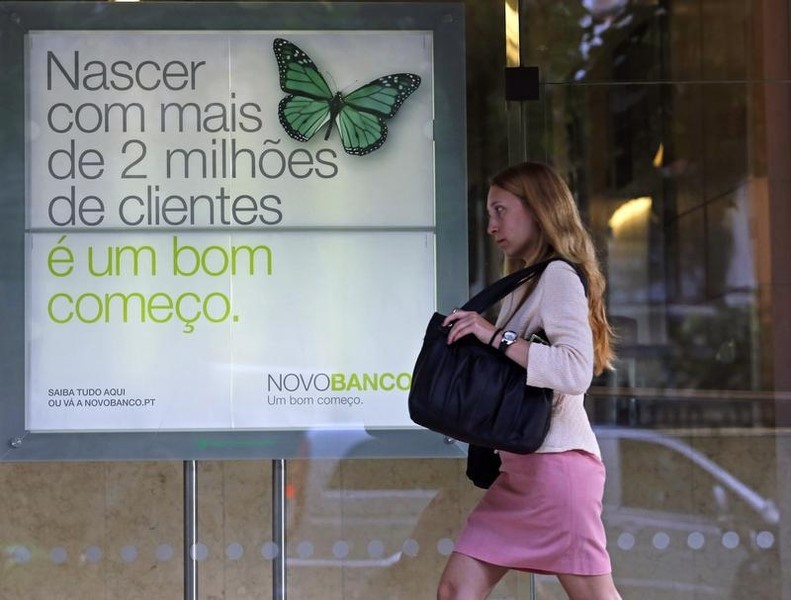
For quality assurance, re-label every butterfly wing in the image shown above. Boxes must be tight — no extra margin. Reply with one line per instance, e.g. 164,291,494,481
274,38,333,142
343,74,421,118
273,38,333,99
336,74,421,155
336,105,388,156
279,95,333,142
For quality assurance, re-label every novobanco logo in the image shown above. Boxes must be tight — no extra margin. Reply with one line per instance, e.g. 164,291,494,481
266,371,412,393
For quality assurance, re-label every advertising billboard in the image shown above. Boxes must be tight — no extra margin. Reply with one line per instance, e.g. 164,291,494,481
27,30,435,432
0,3,466,459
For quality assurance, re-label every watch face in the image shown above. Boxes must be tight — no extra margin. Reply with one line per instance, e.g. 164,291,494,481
503,330,518,343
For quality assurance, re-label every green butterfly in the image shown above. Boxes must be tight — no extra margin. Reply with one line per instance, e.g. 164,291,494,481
273,38,421,156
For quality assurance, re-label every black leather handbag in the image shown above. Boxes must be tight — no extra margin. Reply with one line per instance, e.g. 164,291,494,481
408,259,572,456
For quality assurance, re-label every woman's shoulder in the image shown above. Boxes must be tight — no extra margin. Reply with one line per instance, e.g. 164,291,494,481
543,258,578,274
541,259,585,289
538,260,587,297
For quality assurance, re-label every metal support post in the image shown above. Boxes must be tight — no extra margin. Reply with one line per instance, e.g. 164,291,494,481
184,460,198,600
272,459,287,600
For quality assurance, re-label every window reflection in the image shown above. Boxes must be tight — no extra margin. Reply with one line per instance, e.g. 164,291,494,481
518,3,783,427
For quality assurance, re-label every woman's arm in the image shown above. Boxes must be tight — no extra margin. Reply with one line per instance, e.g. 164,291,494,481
441,262,593,395
524,262,593,395
440,296,540,377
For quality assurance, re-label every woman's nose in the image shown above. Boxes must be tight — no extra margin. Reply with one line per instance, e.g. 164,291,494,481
487,220,497,235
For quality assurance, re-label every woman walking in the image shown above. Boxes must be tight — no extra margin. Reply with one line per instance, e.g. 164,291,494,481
438,162,622,600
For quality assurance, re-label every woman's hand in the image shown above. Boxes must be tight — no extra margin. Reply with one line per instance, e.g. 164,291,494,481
442,309,497,345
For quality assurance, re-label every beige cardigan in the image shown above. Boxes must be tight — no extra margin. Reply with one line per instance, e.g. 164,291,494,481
496,260,601,458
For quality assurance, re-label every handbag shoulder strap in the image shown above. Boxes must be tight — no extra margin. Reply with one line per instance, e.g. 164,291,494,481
461,258,587,314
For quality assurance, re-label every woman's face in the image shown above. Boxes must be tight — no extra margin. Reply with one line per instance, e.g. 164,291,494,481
486,185,539,261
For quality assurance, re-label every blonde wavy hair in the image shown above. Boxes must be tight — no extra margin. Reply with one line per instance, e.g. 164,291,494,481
490,161,614,375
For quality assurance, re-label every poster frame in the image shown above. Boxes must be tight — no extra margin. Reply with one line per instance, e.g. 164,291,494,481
0,1,467,461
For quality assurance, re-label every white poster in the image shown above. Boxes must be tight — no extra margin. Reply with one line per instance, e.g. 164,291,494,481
26,30,436,431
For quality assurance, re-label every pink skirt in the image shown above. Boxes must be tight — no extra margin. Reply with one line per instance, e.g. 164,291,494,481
453,450,611,575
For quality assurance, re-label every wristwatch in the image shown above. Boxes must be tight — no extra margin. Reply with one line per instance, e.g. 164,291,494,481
498,330,518,352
